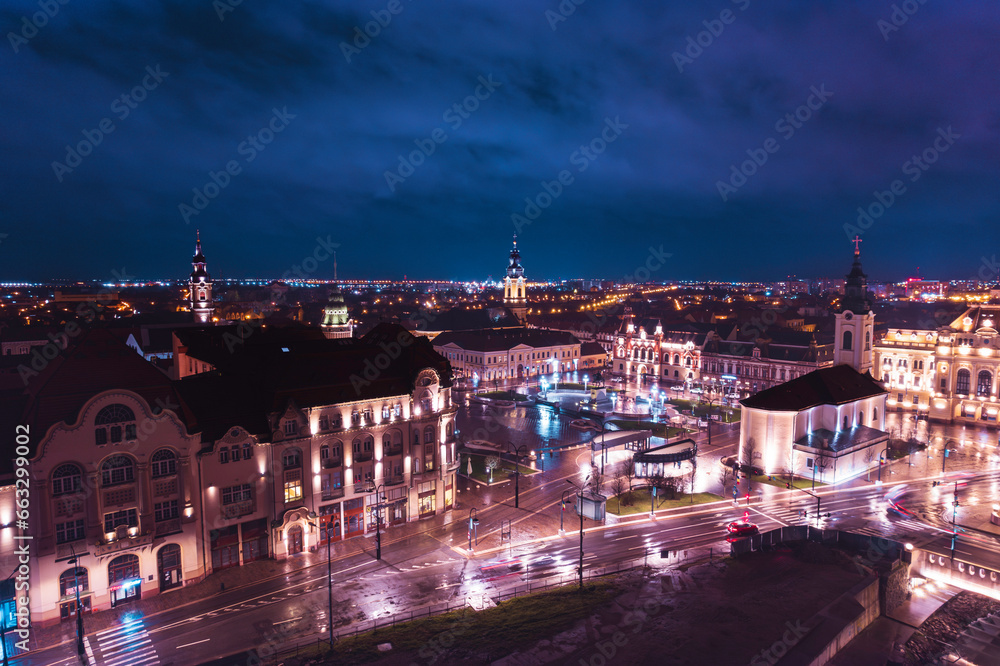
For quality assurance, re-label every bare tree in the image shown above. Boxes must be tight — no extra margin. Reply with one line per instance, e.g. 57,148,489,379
742,437,758,468
621,456,636,491
863,446,876,481
485,455,499,482
610,473,628,506
784,448,796,483
815,455,831,483
589,469,605,497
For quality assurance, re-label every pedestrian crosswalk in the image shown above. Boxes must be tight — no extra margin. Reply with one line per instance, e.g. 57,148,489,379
750,504,927,540
93,617,159,666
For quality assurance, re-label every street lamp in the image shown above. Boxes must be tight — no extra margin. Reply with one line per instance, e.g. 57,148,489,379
566,475,591,590
877,445,890,483
468,508,479,551
306,515,335,650
365,480,385,560
66,543,86,661
509,442,527,509
583,374,589,391
560,489,573,535
943,439,956,473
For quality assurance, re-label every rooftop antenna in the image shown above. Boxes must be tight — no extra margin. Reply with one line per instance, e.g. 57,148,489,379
334,251,338,284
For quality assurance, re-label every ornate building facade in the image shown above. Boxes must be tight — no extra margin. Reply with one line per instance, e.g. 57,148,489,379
321,286,354,339
874,306,1000,426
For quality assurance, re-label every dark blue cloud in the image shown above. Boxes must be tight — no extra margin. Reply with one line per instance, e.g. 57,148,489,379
1,0,998,282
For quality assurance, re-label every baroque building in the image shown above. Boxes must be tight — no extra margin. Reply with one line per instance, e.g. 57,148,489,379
503,235,527,325
14,324,457,627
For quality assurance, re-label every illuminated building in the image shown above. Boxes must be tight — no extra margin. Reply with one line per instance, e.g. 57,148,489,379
503,235,527,324
321,286,354,339
189,231,214,324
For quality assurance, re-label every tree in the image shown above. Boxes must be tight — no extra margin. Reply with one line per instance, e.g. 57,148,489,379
621,456,636,491
863,446,876,481
610,473,629,506
742,437,758,469
785,447,797,483
589,469,605,497
485,455,499,483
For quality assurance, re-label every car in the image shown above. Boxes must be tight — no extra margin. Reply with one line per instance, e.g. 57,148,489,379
726,521,758,537
612,377,624,383
671,385,684,392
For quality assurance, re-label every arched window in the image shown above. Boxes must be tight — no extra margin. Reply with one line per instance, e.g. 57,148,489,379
858,411,865,426
977,370,993,397
446,422,454,438
842,330,853,351
60,568,88,597
382,433,392,450
282,448,301,469
423,426,435,444
100,456,134,486
673,354,680,365
95,404,137,445
150,450,176,478
52,463,83,495
321,444,330,461
842,415,849,430
864,330,871,350
872,407,878,424
108,554,140,586
956,369,971,394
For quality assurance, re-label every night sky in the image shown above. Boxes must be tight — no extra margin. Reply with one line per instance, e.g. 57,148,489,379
2,1,998,282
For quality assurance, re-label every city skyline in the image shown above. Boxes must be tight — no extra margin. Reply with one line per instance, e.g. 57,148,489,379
3,2,999,281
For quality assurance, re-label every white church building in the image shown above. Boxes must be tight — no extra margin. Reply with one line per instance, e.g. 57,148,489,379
738,242,889,484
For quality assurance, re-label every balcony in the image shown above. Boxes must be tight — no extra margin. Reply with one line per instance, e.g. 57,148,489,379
221,499,256,520
385,474,405,487
353,451,373,463
155,518,181,536
95,529,153,557
384,444,403,457
322,457,343,469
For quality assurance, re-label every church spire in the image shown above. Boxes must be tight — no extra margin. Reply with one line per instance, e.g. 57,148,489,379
503,235,527,325
189,230,214,324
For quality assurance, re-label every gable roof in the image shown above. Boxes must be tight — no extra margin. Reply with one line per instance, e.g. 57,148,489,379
740,364,885,412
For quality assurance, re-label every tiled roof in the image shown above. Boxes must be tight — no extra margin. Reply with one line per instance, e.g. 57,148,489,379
740,364,885,412
432,328,580,352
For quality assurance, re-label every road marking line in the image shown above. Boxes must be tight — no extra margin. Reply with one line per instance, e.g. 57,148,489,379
177,639,211,649
274,616,302,625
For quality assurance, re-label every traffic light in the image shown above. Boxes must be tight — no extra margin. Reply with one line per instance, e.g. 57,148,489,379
786,482,791,489
932,481,940,487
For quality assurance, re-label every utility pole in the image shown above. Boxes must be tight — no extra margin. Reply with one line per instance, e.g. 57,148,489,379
951,481,959,560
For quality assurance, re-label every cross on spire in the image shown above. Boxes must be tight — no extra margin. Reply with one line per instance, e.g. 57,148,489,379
852,235,862,255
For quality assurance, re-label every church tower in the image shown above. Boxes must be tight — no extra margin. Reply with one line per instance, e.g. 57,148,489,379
321,285,354,339
834,236,874,374
189,230,214,325
503,235,527,324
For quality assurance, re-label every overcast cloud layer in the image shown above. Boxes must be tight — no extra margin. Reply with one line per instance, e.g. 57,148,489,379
2,0,998,282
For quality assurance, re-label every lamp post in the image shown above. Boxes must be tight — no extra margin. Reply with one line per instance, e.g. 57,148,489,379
943,439,956,473
306,514,335,650
560,489,573,535
583,374,589,392
468,508,479,551
566,475,590,590
67,542,86,661
877,446,890,483
365,481,385,560
509,442,527,509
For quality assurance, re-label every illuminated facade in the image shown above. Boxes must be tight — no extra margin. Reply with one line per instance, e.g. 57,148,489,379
833,239,875,375
874,306,1000,426
189,231,214,324
321,286,354,339
503,235,527,324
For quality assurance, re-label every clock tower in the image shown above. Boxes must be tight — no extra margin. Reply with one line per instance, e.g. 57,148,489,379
503,235,527,324
834,237,874,374
189,230,214,325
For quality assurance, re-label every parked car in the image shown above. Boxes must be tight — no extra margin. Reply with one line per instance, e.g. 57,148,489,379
726,521,758,537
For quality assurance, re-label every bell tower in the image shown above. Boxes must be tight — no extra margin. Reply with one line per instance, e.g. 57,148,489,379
834,236,874,374
503,235,527,324
189,230,214,325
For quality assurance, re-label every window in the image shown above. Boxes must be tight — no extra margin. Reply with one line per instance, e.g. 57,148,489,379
282,449,302,469
52,464,83,495
872,408,878,423
284,472,302,503
219,447,229,464
319,415,329,431
842,415,849,430
977,370,992,397
283,420,298,436
154,500,179,522
321,445,330,461
912,396,919,406
60,567,88,596
424,426,435,444
222,484,253,505
95,404,136,445
956,369,971,394
242,442,253,460
842,330,853,351
103,508,138,533
100,456,134,486
940,378,947,390
56,519,85,544
151,449,177,478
